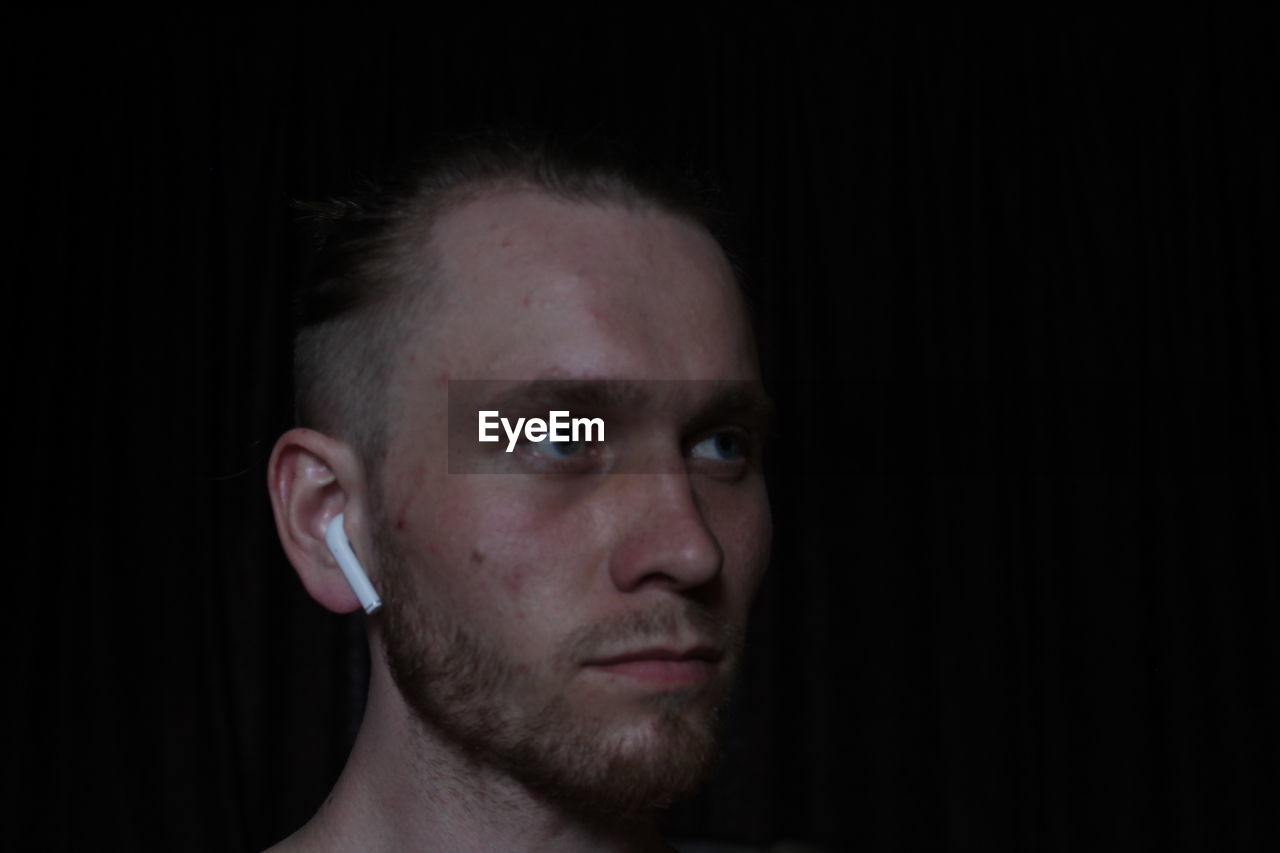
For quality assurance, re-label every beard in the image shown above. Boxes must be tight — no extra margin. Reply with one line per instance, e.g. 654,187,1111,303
371,519,742,818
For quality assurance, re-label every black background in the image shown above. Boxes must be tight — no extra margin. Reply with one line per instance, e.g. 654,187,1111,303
9,10,1277,851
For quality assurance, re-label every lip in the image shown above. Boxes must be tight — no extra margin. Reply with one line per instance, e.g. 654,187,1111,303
584,645,722,688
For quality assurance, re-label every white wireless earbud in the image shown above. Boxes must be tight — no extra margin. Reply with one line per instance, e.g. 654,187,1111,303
324,513,382,614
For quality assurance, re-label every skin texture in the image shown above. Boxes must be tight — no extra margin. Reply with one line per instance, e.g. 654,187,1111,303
267,189,771,852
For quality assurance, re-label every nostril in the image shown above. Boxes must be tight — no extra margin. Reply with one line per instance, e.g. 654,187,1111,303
607,481,723,593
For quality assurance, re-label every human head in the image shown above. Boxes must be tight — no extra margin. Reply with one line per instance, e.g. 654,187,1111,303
291,130,728,479
270,132,770,819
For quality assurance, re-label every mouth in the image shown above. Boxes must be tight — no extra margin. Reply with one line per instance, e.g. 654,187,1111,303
584,644,723,688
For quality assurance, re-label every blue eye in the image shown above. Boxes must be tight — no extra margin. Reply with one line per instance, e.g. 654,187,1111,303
530,438,586,458
690,430,746,462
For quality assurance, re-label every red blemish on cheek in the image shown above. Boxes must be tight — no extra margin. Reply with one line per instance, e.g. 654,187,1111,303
438,370,449,386
521,293,532,307
471,548,486,565
394,494,416,533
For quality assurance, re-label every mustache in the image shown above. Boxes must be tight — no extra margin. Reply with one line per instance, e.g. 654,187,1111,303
560,603,742,665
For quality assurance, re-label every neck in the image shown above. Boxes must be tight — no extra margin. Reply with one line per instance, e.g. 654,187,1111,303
269,655,672,853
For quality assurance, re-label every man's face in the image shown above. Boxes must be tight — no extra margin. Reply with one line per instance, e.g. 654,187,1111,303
371,189,771,814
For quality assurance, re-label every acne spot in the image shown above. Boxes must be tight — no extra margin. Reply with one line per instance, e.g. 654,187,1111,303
437,370,449,386
521,293,532,307
394,493,418,534
471,548,486,565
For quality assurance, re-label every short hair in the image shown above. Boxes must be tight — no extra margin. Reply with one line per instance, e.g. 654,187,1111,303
291,131,726,476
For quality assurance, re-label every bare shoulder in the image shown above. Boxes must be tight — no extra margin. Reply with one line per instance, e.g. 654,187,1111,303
671,843,832,853
262,824,332,853
262,832,303,852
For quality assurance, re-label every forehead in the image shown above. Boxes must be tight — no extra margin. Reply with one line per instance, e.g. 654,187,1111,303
411,189,757,382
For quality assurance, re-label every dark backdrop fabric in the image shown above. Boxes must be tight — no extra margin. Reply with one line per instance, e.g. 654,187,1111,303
9,10,1277,852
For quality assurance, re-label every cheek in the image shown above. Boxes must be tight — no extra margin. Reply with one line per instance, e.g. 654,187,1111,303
412,480,590,621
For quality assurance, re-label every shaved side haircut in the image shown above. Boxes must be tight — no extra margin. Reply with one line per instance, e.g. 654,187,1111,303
291,131,726,476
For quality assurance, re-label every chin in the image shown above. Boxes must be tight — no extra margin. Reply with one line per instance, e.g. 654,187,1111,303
375,535,735,817
510,686,728,818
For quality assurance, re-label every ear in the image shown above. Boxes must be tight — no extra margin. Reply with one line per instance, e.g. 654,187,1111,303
267,427,372,614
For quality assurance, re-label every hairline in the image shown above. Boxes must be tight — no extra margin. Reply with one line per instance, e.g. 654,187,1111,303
356,180,720,488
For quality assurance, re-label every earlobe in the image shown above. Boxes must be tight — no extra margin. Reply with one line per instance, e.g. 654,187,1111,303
267,428,372,614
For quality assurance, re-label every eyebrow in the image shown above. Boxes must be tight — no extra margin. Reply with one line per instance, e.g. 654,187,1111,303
480,379,648,413
477,379,774,427
691,382,776,430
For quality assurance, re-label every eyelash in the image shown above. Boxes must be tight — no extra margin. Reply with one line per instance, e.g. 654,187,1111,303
689,429,746,459
686,428,754,478
519,435,605,473
514,427,755,475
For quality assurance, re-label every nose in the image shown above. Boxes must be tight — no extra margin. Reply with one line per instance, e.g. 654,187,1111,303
607,473,723,594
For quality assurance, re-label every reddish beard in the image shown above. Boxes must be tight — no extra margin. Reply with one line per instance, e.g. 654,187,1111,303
372,521,742,816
